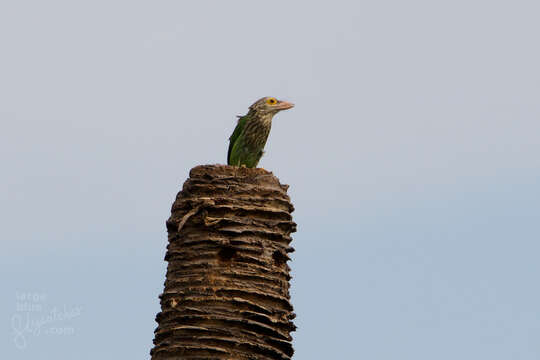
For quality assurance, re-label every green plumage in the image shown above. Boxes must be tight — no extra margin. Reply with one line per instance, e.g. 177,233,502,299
228,114,271,168
227,97,294,168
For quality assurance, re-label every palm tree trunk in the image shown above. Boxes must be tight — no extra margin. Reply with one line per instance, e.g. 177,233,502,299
151,165,297,360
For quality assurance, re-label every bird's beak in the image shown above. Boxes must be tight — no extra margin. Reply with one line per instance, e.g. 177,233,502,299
276,100,294,110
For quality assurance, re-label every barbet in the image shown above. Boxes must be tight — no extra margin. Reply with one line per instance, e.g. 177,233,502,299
227,97,294,168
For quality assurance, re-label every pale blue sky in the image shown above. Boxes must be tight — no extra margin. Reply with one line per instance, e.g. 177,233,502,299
1,1,539,359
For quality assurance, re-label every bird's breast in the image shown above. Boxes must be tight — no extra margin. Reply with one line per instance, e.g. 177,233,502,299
243,118,272,149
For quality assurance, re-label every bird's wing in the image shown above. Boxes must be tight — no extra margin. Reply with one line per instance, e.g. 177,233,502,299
228,115,247,164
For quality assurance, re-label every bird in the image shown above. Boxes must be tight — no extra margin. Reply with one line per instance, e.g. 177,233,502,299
227,97,294,168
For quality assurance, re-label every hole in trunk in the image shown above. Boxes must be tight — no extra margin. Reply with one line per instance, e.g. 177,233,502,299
272,250,287,266
218,246,237,261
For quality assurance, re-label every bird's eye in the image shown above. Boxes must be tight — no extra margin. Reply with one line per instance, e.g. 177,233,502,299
266,97,277,105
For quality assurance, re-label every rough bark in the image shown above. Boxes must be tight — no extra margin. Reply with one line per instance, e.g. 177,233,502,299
151,165,297,360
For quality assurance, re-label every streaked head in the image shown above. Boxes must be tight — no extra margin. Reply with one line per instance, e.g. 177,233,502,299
249,96,294,115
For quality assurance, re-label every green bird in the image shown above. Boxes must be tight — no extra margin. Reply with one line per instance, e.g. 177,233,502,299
227,96,294,168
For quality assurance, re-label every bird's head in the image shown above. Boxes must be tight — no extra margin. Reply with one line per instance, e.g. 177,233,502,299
249,97,294,116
